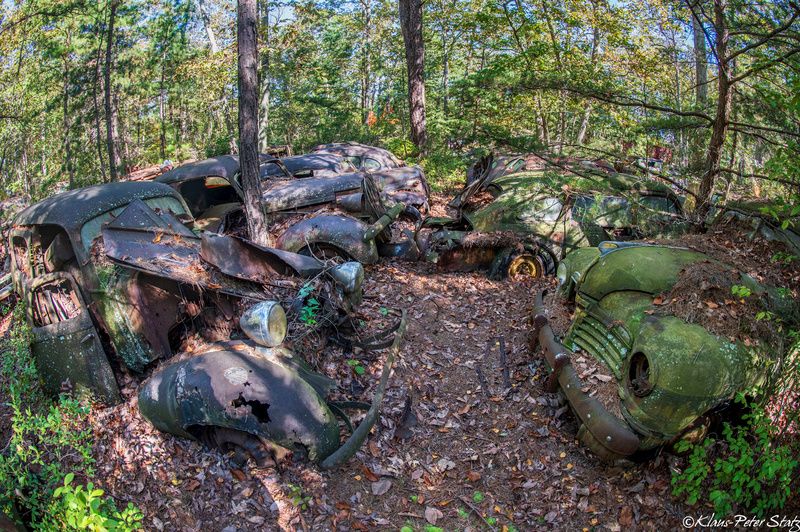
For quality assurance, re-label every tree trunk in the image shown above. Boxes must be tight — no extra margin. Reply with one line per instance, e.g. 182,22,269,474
197,0,220,53
238,0,270,246
399,0,428,153
104,0,120,181
696,0,731,221
258,0,271,150
360,0,372,124
576,25,600,145
62,30,74,189
92,26,108,182
160,61,167,161
690,4,708,172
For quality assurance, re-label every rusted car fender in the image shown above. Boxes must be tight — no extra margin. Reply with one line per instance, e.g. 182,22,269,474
139,346,340,462
139,311,408,467
276,215,380,264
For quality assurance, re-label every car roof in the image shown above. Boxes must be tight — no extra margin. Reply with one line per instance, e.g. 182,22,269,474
260,153,346,176
157,155,241,184
14,181,183,232
312,142,402,167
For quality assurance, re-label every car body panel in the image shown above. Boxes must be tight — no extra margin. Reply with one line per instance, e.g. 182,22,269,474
28,271,121,404
138,344,341,462
539,243,785,459
311,142,404,170
276,215,380,264
259,154,355,178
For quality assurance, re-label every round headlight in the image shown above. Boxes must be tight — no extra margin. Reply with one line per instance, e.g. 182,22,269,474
240,301,287,347
556,261,568,286
330,262,364,295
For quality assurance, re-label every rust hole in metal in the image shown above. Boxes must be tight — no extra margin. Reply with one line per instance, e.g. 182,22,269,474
231,393,271,423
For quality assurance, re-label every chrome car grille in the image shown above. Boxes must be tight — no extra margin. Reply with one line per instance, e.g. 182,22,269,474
566,312,631,380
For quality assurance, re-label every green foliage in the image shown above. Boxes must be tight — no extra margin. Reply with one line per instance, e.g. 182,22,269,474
0,307,142,530
50,474,143,531
471,491,484,503
286,483,311,511
413,152,468,193
671,396,798,517
297,283,321,325
299,297,321,325
346,359,366,376
730,285,752,299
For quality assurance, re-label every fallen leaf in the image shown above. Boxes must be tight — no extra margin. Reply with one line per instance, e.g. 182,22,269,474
466,470,481,482
184,479,200,492
705,300,719,309
231,469,246,482
619,505,633,526
362,465,379,482
371,478,392,496
368,440,380,457
653,296,663,305
424,506,443,525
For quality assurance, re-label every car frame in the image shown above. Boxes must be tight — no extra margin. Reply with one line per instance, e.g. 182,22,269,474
156,155,426,263
531,242,795,460
419,158,689,279
9,181,399,466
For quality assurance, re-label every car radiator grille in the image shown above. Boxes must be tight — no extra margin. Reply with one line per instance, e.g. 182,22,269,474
566,312,631,380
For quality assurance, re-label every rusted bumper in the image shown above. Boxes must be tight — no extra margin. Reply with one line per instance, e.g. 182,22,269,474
531,291,640,461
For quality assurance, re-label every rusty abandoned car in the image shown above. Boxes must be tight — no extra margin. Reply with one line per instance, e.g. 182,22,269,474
156,153,428,263
532,242,798,461
418,155,688,279
311,141,405,170
9,181,406,467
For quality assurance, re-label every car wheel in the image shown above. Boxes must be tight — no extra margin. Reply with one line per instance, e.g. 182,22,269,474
506,253,546,280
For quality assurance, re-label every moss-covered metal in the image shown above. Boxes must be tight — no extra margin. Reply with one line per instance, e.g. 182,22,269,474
552,243,789,456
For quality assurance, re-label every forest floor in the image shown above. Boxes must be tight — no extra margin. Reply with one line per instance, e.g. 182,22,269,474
6,192,799,531
85,258,689,532
79,194,692,531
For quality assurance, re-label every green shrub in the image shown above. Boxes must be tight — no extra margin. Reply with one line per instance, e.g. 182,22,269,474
671,394,798,517
48,474,143,531
413,151,468,193
0,306,142,530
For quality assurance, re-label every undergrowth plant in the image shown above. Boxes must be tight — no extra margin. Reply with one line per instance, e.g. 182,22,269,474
672,393,798,517
0,306,142,530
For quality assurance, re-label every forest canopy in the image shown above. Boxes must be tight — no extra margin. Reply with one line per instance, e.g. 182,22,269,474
0,0,798,211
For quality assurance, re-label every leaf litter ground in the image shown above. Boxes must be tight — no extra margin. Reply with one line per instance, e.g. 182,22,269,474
11,194,800,530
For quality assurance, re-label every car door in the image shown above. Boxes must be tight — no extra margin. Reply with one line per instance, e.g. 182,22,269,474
28,271,121,404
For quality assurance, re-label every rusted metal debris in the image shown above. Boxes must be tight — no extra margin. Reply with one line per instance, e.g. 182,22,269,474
9,180,396,468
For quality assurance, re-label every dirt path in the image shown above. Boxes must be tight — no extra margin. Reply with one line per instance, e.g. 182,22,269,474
91,258,688,531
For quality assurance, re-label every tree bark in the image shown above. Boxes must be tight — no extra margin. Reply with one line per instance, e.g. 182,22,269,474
238,0,270,246
92,20,108,183
696,0,731,221
690,2,708,172
104,0,120,181
159,60,167,161
258,0,270,150
399,0,428,153
576,25,600,145
360,0,372,124
62,29,74,189
196,0,220,53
